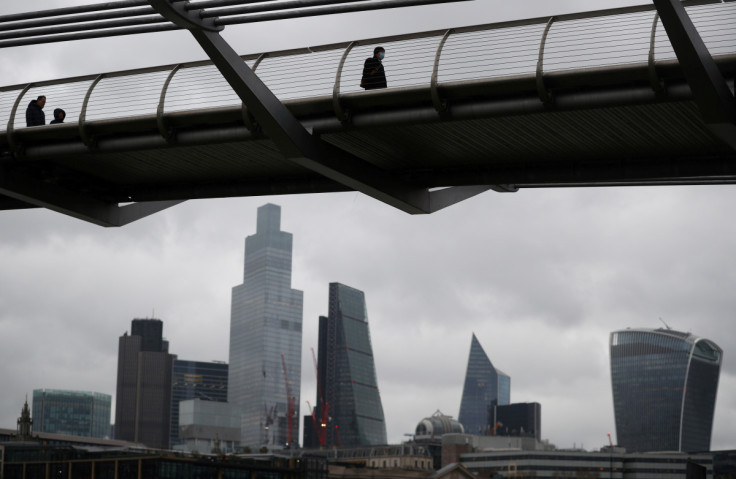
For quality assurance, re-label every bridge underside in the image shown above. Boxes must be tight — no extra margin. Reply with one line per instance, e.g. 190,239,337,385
1,58,735,224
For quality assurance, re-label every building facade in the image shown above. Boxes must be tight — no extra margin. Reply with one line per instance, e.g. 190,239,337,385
610,328,722,452
458,334,510,435
314,282,387,447
32,389,111,439
170,360,229,447
229,204,303,448
460,449,714,479
115,318,175,449
176,399,241,454
491,402,541,440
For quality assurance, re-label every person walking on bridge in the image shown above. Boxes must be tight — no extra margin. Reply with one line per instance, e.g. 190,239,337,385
361,47,387,90
25,95,46,126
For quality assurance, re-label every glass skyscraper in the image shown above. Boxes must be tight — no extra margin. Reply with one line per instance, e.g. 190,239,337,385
458,333,510,435
315,283,387,447
228,204,303,448
32,389,111,439
610,328,722,452
170,360,229,447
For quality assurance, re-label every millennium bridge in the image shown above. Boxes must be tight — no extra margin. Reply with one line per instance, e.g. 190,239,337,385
1,0,734,225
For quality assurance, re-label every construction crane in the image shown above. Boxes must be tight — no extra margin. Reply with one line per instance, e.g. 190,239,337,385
311,347,329,447
281,353,296,447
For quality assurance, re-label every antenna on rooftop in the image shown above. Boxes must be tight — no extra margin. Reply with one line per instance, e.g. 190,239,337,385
659,317,671,329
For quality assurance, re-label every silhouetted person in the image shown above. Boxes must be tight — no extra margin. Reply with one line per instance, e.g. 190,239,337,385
361,47,387,90
25,95,46,126
50,108,66,124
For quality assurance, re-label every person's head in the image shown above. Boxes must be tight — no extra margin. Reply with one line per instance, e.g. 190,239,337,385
374,47,385,60
54,108,65,122
36,95,46,108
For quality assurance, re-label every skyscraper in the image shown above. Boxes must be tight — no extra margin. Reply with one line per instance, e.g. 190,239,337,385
228,204,303,448
32,389,111,439
610,327,722,452
170,360,229,447
314,282,387,447
115,318,175,449
458,333,510,435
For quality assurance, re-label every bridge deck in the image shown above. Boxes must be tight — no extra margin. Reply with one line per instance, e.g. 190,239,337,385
1,0,735,216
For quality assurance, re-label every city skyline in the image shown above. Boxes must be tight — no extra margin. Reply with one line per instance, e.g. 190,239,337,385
1,0,735,453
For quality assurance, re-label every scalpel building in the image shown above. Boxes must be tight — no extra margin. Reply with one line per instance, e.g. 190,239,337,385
610,328,722,452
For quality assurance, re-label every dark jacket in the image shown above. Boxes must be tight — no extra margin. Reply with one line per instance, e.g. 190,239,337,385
50,108,66,124
25,100,45,127
362,57,387,90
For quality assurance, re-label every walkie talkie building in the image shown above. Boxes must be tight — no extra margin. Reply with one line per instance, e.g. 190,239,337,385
610,328,722,452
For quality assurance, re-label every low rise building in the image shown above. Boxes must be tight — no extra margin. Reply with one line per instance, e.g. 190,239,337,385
175,398,241,454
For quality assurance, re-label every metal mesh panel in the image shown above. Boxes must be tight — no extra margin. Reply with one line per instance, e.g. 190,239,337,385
165,62,253,113
12,81,94,129
257,50,341,100
545,11,655,72
439,24,544,82
0,89,23,129
86,70,170,121
1,3,735,132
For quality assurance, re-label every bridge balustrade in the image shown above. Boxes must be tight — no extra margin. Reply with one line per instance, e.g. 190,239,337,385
1,1,734,134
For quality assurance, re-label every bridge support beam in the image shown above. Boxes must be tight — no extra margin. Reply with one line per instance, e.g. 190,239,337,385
652,0,736,150
147,0,509,214
0,165,183,227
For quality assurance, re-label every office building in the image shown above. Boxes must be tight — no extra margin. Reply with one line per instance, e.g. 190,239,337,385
115,318,175,449
490,402,541,440
314,282,387,447
610,327,722,452
32,389,111,439
457,334,510,435
170,360,229,447
176,398,241,454
229,204,303,448
459,449,714,479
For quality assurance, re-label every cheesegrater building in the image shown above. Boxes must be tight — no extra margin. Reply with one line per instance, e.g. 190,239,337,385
610,327,722,452
228,204,303,448
458,333,510,435
314,283,387,447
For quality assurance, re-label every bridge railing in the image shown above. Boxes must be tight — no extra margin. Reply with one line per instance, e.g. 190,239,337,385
1,1,734,135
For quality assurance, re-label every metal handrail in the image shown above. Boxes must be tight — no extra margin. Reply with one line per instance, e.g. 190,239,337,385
2,0,734,134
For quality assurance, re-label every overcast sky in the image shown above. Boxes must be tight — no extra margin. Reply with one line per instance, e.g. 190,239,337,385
1,0,734,453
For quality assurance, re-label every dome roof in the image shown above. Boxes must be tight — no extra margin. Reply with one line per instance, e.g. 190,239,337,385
415,410,464,439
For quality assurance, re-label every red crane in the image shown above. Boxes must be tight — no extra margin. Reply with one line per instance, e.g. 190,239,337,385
311,347,329,447
281,352,296,447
